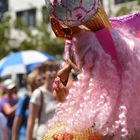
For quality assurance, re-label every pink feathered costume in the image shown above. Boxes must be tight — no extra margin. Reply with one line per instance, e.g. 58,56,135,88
44,0,140,139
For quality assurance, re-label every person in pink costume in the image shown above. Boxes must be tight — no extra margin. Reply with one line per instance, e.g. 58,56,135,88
43,0,140,140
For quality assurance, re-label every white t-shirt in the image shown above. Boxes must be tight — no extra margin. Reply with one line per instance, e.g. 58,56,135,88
0,113,7,140
30,86,58,139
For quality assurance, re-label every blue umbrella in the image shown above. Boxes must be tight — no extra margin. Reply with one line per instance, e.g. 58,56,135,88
27,52,56,72
0,50,56,76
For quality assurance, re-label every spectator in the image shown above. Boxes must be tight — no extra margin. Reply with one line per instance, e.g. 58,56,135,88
12,71,43,140
26,60,58,140
0,79,18,140
0,112,8,140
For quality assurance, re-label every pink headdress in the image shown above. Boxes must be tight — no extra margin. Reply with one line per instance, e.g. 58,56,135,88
46,0,100,26
45,0,111,39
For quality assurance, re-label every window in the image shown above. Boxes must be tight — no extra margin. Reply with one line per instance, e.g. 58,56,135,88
0,0,8,21
16,9,36,27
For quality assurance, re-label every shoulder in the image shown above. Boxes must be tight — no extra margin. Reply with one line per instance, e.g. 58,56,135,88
0,96,8,106
30,87,42,106
31,87,42,99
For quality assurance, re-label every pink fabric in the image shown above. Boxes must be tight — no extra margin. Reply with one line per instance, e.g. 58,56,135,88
47,28,140,139
137,31,140,38
95,28,122,76
110,12,140,35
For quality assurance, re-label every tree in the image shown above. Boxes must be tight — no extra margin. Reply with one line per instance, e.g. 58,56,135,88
18,22,64,55
115,6,132,16
137,0,140,5
115,0,140,16
0,14,11,59
13,7,64,57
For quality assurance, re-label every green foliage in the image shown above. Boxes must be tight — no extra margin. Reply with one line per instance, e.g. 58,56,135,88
18,22,64,56
115,6,132,16
14,17,27,30
138,0,140,5
0,6,64,60
13,7,64,57
125,0,135,2
0,15,11,59
116,0,140,16
42,6,50,24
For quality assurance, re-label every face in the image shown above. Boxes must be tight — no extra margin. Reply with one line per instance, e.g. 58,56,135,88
46,70,57,82
34,75,43,87
42,64,58,83
50,17,82,39
7,87,17,95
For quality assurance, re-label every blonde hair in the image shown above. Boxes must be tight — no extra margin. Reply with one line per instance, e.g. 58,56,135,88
27,71,39,85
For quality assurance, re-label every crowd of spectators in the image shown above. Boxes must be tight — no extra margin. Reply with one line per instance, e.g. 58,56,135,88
0,60,74,140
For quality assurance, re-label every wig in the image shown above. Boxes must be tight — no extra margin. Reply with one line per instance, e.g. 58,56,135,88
46,28,140,140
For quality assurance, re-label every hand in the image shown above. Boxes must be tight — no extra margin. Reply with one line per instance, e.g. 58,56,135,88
53,77,68,102
52,62,72,102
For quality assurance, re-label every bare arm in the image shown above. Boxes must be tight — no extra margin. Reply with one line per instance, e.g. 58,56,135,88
52,63,71,102
2,103,17,115
53,58,79,102
26,103,40,140
11,116,22,140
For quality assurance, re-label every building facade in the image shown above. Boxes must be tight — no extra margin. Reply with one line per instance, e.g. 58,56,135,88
9,0,46,27
0,0,139,26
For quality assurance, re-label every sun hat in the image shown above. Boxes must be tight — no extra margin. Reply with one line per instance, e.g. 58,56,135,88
3,79,16,90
